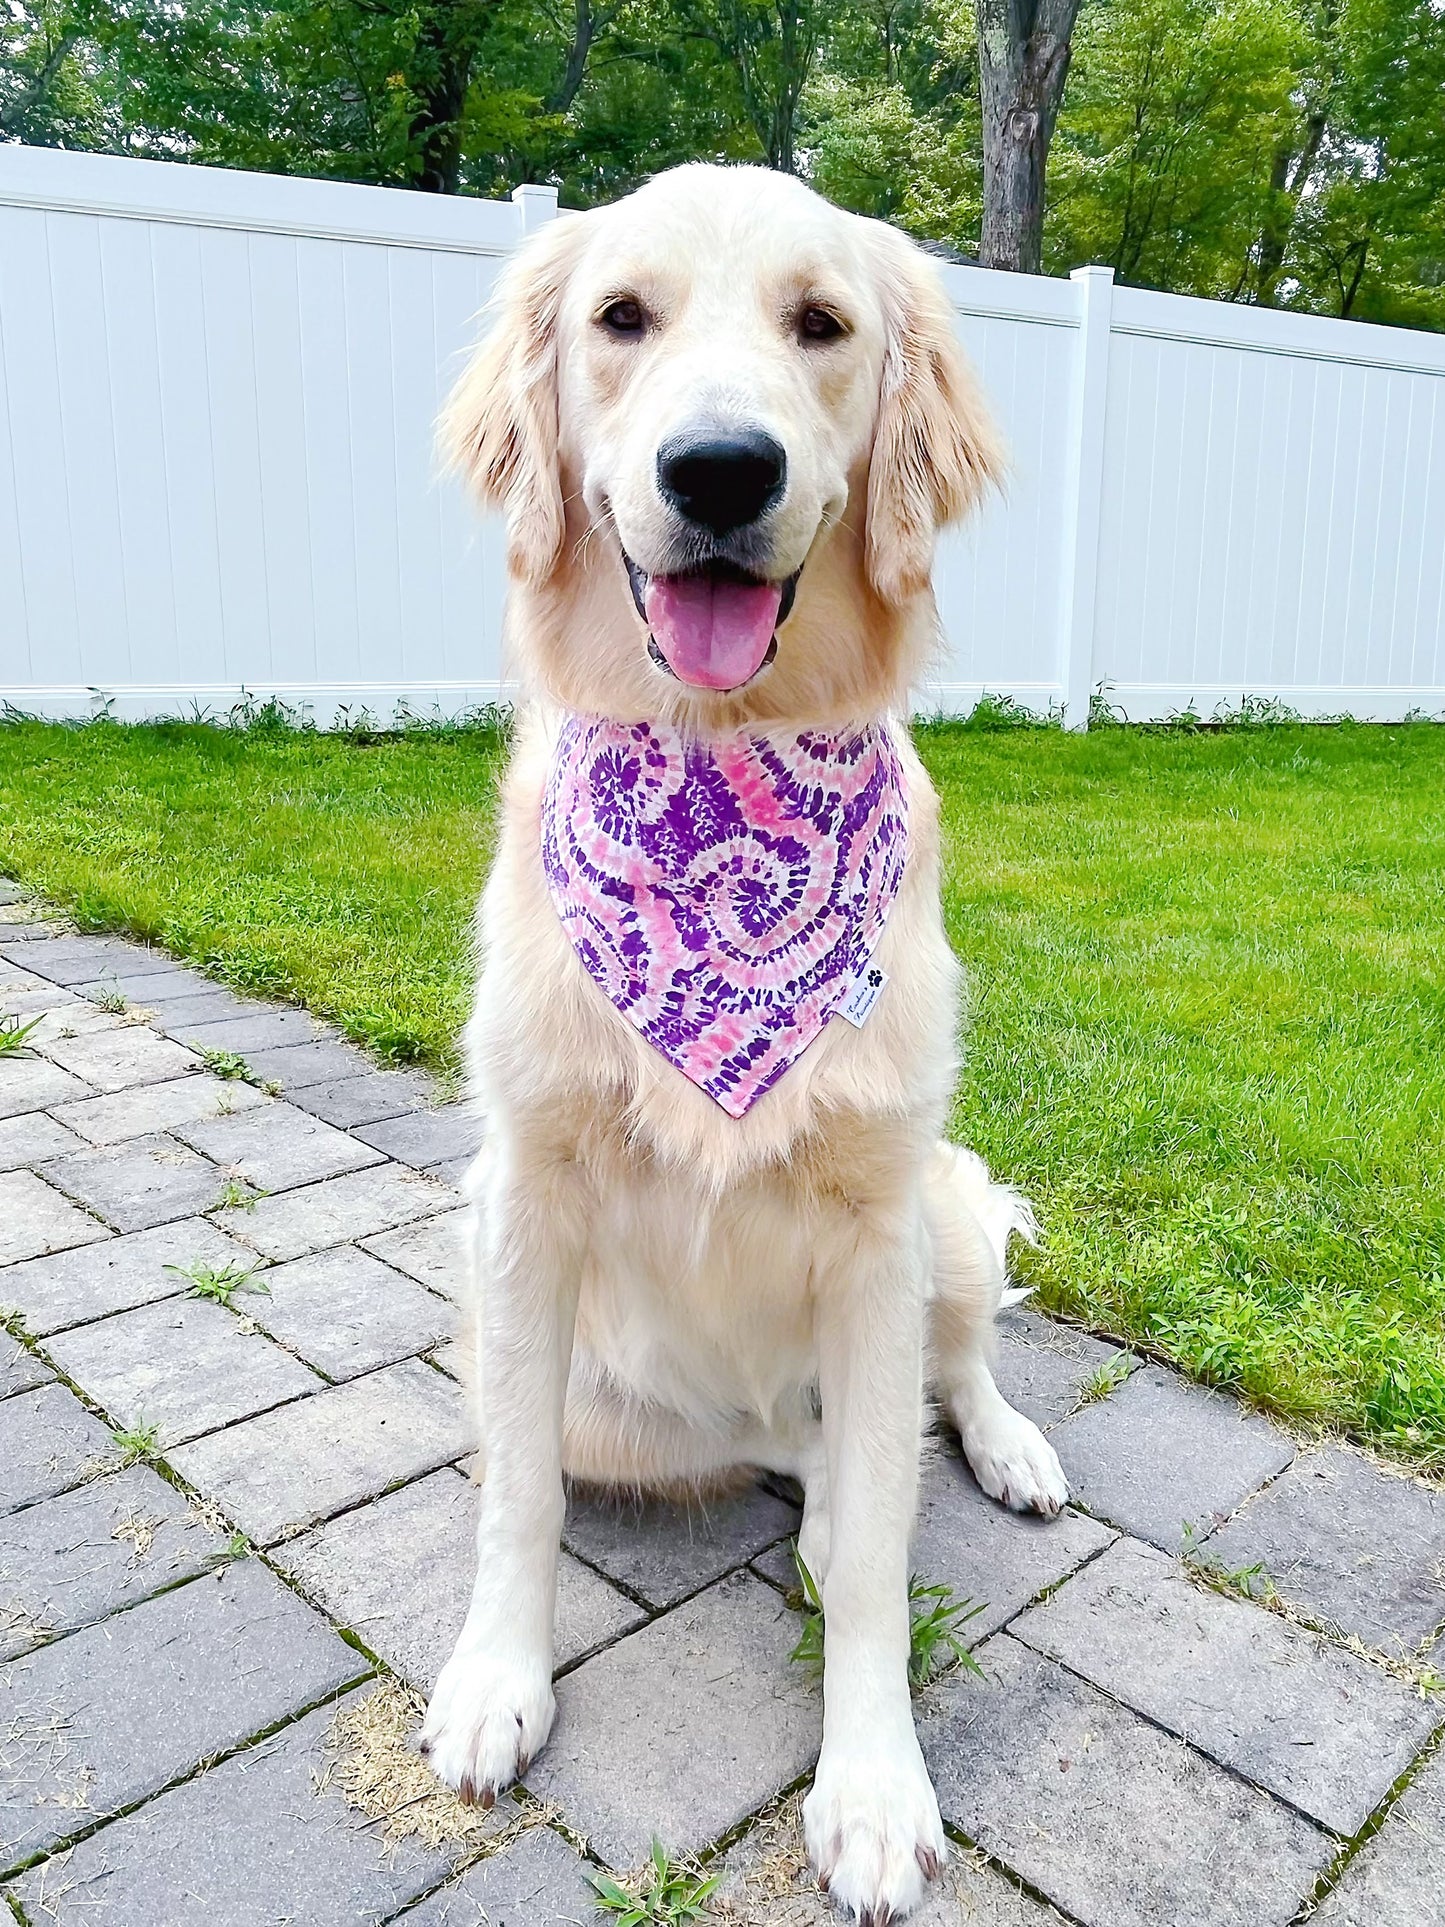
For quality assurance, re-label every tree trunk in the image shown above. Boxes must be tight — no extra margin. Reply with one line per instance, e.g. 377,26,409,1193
977,0,1082,273
1255,113,1326,307
547,0,600,114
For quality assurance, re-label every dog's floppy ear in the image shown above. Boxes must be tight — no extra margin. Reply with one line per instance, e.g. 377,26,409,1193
440,213,586,587
864,225,1004,605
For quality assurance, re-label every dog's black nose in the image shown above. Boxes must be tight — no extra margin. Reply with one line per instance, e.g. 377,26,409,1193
657,431,786,535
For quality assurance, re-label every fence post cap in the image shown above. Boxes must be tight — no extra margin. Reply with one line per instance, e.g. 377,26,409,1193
512,183,560,235
1069,264,1116,284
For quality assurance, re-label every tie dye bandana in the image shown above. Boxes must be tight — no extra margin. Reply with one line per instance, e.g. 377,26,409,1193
541,715,909,1117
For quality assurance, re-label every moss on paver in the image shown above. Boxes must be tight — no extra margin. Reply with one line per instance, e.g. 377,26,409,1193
0,714,1442,1466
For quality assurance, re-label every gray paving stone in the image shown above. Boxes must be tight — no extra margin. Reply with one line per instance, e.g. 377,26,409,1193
170,1357,469,1544
361,1209,472,1298
249,1245,453,1380
0,1171,109,1263
147,990,275,1031
0,921,64,942
39,1133,222,1234
0,1111,87,1170
18,999,125,1042
172,1007,327,1052
51,1072,269,1148
276,1467,643,1687
992,1308,1140,1429
713,1795,1069,1926
173,1103,383,1193
0,1057,91,1120
10,937,179,987
765,1442,1116,1640
352,1106,480,1172
217,1164,456,1262
1048,1363,1296,1552
0,1463,229,1658
242,1039,372,1091
0,882,26,904
9,1687,448,1927
918,1634,1335,1927
45,1294,320,1447
565,1481,799,1610
527,1570,820,1867
1205,1445,1445,1657
0,1559,365,1869
1012,1537,1440,1833
0,1382,114,1514
288,1069,436,1129
0,1218,256,1335
0,1330,49,1399
1313,1743,1445,1926
397,1825,596,1926
35,1027,200,1093
71,966,223,1006
425,1154,475,1189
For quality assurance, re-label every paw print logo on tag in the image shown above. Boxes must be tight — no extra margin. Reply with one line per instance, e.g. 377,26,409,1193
837,963,889,1029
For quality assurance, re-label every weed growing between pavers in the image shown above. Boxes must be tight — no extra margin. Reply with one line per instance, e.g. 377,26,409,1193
590,1841,719,1924
111,1421,160,1466
322,1678,552,1858
788,1547,986,1690
165,1259,268,1309
0,1012,42,1058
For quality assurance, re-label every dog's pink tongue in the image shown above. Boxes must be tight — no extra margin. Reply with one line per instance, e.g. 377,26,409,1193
644,574,782,690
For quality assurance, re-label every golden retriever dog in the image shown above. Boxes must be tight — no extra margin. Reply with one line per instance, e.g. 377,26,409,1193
419,163,1068,1923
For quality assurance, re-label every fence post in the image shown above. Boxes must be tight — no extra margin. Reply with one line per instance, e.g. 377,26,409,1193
512,182,559,239
1057,265,1115,729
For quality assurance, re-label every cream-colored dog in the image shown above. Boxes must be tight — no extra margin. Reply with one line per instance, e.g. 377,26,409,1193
419,162,1068,1924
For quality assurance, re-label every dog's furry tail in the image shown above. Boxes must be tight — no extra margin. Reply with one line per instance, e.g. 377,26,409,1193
938,1143,1038,1306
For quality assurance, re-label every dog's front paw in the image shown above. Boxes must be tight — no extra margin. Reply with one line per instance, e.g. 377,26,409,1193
804,1735,945,1924
419,1645,553,1807
961,1403,1069,1517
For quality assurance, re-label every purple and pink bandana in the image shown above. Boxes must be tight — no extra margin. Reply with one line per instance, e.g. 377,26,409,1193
541,716,909,1116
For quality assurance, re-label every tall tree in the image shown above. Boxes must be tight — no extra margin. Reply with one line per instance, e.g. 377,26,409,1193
976,0,1082,270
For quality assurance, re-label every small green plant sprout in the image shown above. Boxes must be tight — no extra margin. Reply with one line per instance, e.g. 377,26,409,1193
199,1046,253,1081
92,985,127,1014
0,1012,42,1059
788,1546,985,1690
211,1176,264,1213
589,1842,719,1925
907,1578,987,1688
788,1544,825,1672
224,1530,250,1560
1077,1352,1136,1408
166,1258,268,1308
113,1421,161,1466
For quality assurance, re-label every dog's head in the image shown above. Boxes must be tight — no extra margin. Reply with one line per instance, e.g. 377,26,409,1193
444,164,1001,721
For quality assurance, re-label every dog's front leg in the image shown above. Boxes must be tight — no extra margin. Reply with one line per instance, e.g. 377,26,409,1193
420,1137,585,1806
805,1194,944,1923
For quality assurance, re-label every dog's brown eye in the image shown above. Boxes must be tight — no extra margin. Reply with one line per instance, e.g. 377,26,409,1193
799,306,844,343
600,299,645,337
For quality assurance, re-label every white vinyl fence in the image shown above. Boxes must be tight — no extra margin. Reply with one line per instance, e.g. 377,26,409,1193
2,144,1444,726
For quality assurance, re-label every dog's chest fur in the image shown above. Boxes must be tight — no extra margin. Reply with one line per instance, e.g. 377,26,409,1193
464,707,961,1406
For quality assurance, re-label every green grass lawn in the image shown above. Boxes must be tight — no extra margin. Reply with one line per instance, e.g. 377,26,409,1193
2,713,1442,1468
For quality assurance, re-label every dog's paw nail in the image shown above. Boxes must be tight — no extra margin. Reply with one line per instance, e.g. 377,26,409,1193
478,1783,496,1811
515,1752,532,1778
915,1843,942,1880
457,1773,476,1806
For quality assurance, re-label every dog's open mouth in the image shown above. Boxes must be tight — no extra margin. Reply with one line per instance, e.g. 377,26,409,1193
624,556,799,691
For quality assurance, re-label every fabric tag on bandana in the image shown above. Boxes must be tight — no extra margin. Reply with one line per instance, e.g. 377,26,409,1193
835,962,889,1028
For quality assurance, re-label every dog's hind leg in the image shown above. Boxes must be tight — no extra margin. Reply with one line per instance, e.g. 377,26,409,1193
925,1142,1068,1517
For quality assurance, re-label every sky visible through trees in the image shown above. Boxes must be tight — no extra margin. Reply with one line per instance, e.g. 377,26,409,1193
3,0,1444,325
